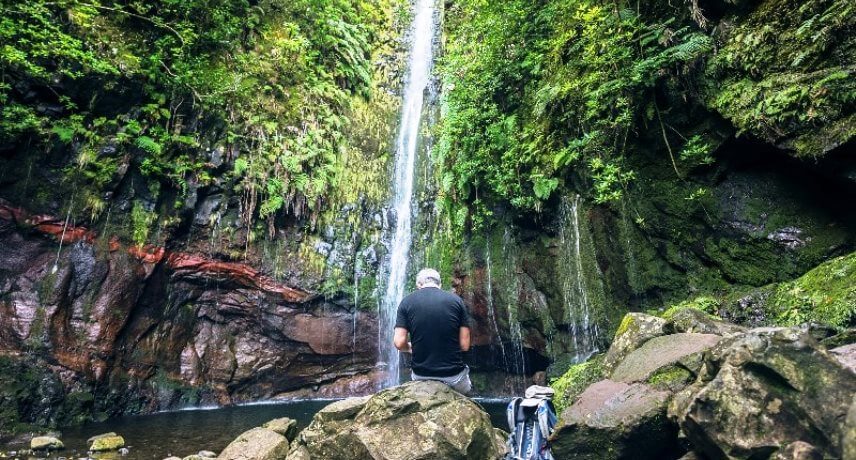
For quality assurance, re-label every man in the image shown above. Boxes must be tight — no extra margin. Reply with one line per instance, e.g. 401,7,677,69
393,268,472,393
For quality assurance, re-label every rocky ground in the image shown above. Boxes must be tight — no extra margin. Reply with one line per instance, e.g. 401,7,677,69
11,309,848,460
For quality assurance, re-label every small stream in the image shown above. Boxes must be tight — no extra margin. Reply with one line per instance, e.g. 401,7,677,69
3,400,509,460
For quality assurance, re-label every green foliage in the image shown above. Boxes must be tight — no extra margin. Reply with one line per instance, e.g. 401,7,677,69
437,0,714,230
0,0,395,231
703,0,855,156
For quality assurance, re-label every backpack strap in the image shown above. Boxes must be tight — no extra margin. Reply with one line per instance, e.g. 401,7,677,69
536,400,557,440
507,397,523,432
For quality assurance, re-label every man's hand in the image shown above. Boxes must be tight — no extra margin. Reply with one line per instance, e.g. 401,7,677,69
394,327,412,353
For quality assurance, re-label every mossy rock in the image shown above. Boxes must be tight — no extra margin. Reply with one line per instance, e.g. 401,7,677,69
88,433,125,451
31,436,64,451
603,313,668,373
550,355,605,415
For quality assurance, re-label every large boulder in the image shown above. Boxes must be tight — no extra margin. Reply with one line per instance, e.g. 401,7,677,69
286,380,505,460
610,333,721,383
603,313,668,373
669,327,856,459
217,427,290,460
549,380,678,460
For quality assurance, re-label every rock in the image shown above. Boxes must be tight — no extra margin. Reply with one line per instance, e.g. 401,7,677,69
119,448,130,455
197,451,217,458
664,308,746,336
676,452,705,460
610,333,721,383
314,396,370,423
603,313,668,373
287,380,504,460
669,327,856,459
261,418,298,440
549,379,677,460
772,441,822,460
217,427,289,460
830,343,856,374
844,398,856,460
183,455,204,460
164,456,182,460
820,329,856,349
87,433,125,451
31,437,64,451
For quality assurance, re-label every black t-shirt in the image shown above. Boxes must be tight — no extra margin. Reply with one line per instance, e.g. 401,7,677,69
395,287,471,377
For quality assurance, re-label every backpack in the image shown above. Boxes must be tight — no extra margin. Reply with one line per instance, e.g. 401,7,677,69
505,386,558,460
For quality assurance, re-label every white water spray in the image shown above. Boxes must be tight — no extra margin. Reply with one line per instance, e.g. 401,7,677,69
377,0,438,388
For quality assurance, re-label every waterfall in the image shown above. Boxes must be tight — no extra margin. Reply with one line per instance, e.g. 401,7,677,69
559,194,601,363
377,0,438,388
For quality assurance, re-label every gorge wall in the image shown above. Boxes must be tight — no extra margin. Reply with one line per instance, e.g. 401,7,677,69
0,0,854,436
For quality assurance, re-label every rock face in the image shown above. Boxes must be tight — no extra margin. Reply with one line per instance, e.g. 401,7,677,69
217,427,290,460
286,381,505,460
0,206,380,429
669,327,856,459
550,380,676,460
550,311,856,460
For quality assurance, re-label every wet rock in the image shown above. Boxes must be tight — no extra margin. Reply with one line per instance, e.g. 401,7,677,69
610,333,721,383
664,308,746,336
669,327,856,459
772,441,822,460
217,427,289,460
844,398,856,460
261,418,297,440
549,379,677,460
31,437,64,451
603,313,668,373
830,343,856,374
87,433,125,451
287,380,504,460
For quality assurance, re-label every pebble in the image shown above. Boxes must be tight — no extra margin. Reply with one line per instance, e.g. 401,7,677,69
197,451,216,458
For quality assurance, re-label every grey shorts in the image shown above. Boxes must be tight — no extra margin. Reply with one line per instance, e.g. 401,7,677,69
411,366,472,394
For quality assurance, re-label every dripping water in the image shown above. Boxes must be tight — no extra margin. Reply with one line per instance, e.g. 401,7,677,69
559,194,600,363
484,241,508,370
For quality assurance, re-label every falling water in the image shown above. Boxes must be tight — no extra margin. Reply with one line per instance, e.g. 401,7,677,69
484,242,508,370
377,0,438,388
502,229,527,391
559,195,600,362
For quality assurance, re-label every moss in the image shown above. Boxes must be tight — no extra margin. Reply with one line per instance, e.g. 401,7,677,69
658,296,720,320
550,354,605,415
646,365,693,391
766,251,856,328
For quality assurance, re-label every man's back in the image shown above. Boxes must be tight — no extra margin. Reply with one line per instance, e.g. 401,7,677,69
395,287,470,377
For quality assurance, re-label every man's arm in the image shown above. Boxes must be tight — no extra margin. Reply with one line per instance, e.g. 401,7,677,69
394,327,412,353
459,326,471,352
